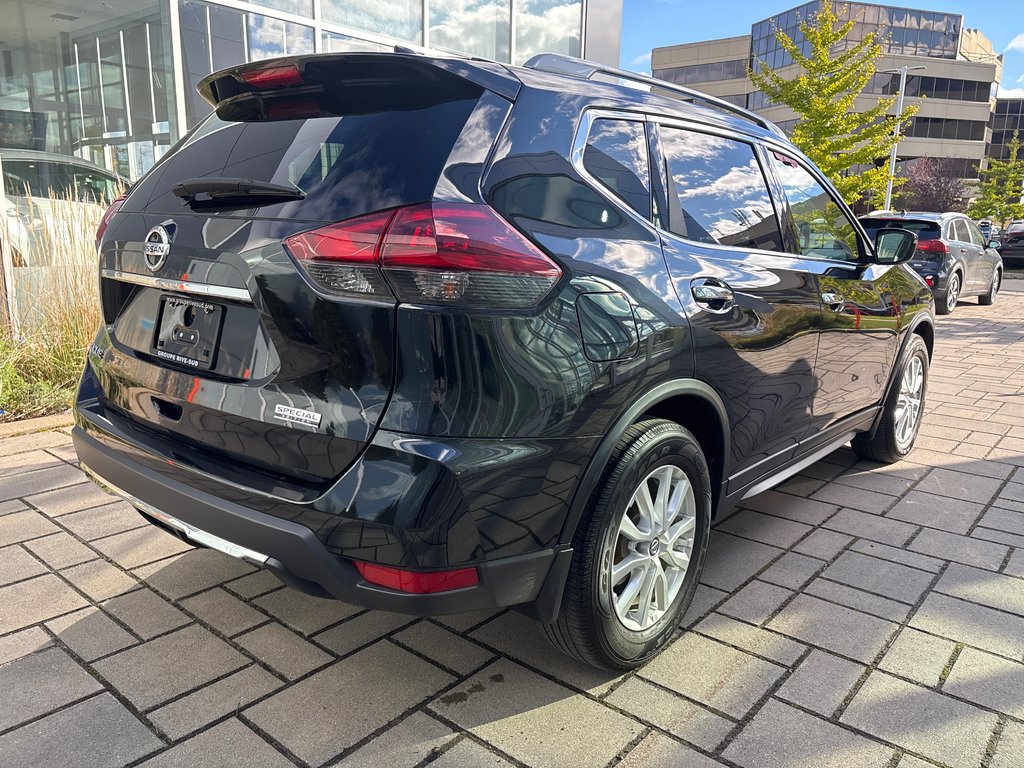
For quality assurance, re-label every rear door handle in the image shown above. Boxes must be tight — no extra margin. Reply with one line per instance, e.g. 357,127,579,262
691,279,734,312
821,292,844,311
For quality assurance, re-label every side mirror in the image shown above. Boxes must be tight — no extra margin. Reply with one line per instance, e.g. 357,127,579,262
874,227,918,264
989,240,1002,250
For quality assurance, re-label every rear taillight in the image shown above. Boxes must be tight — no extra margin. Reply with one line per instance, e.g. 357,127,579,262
96,193,127,245
916,239,949,256
238,64,303,88
283,203,562,308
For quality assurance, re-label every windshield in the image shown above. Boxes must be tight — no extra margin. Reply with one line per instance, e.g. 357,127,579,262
859,218,941,241
2,159,120,203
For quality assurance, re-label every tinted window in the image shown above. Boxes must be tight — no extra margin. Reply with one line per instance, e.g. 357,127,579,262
135,96,480,221
964,219,986,246
660,127,783,252
859,218,940,241
582,119,651,219
2,160,120,203
767,151,862,262
950,219,970,243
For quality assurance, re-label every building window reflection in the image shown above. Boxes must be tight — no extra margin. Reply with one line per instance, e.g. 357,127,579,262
322,0,423,45
430,0,510,61
515,0,582,63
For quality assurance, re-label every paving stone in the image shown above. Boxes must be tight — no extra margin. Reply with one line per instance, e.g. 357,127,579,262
0,450,63,479
973,526,1024,548
94,624,248,710
91,526,193,569
824,509,918,547
909,529,1008,570
0,626,52,665
149,665,283,741
741,490,838,525
842,671,997,767
618,732,725,768
943,647,1024,719
235,622,332,681
393,621,494,675
718,579,794,625
696,612,805,665
0,544,46,586
1004,548,1024,578
979,507,1024,537
0,463,86,501
775,474,827,497
725,699,893,768
248,642,452,766
222,569,282,600
0,509,60,547
22,531,97,570
431,657,641,768
811,484,897,514
716,510,813,548
471,610,623,695
896,756,937,768
0,647,102,731
805,579,911,623
314,611,416,657
62,559,138,601
936,562,1024,617
759,551,825,590
886,490,984,535
834,468,915,497
682,582,729,627
768,594,898,663
0,430,71,458
915,467,1003,505
432,608,502,633
849,540,944,573
138,718,292,768
776,649,865,716
701,532,782,592
333,711,456,767
821,551,932,604
46,607,136,662
603,676,733,751
878,628,956,687
993,482,1024,513
253,587,361,636
907,451,1012,480
992,721,1024,768
136,548,256,600
0,573,88,634
429,739,515,767
0,693,161,767
912,592,1024,659
25,481,117,517
180,587,266,637
101,588,189,640
640,632,785,718
59,501,147,541
0,499,26,516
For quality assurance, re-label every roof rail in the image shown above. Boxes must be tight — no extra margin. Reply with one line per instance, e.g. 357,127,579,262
522,53,787,138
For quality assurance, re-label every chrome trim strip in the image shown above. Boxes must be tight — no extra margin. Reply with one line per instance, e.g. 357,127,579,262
740,432,856,500
80,461,270,565
100,269,253,303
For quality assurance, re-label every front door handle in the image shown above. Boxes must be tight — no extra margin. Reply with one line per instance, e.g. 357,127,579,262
691,279,734,312
821,292,844,311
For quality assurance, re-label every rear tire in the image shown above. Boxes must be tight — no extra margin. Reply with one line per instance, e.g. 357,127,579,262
978,267,1000,306
542,419,711,670
852,335,929,464
936,272,960,315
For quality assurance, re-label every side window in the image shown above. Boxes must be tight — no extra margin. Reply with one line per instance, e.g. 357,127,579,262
767,151,864,262
582,118,651,219
659,127,784,252
965,219,986,246
950,219,968,243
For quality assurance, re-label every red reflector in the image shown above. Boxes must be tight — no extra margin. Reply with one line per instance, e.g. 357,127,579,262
239,64,304,88
96,193,127,245
916,239,949,254
354,561,479,594
924,275,935,286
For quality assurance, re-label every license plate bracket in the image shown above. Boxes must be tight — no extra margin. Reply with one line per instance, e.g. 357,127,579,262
153,296,224,370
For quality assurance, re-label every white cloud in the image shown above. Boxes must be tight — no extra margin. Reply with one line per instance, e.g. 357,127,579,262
998,86,1024,98
1018,74,1024,83
1007,33,1024,53
628,52,652,71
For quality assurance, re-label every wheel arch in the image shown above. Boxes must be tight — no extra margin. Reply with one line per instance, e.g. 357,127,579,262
866,314,934,439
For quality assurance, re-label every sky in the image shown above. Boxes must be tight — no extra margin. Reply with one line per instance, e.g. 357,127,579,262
619,0,1024,97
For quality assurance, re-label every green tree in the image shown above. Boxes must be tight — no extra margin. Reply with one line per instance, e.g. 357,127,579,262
968,132,1024,227
748,2,919,206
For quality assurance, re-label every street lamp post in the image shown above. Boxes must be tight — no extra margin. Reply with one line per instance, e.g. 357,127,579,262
881,64,927,211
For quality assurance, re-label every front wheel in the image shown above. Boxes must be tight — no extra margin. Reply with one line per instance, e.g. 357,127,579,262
542,419,711,670
852,334,929,464
978,267,1000,306
936,272,960,315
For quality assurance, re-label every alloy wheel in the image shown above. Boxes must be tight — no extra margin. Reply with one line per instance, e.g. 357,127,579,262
609,465,697,632
894,356,924,451
946,274,960,313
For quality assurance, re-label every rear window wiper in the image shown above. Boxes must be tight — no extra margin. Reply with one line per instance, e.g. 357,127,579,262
171,177,305,210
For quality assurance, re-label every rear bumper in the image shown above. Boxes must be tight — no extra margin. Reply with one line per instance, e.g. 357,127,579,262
72,420,571,617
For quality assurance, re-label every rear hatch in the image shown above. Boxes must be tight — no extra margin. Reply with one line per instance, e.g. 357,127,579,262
95,54,515,496
859,217,944,268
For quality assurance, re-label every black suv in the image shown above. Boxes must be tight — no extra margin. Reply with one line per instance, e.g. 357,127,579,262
75,52,933,670
860,211,1002,315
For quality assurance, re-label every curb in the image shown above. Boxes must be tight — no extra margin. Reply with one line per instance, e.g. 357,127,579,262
0,411,75,439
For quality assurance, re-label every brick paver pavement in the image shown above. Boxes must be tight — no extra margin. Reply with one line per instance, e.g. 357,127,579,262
2,286,1024,768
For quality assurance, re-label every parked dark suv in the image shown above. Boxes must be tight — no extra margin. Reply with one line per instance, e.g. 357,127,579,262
75,52,933,669
860,211,1002,315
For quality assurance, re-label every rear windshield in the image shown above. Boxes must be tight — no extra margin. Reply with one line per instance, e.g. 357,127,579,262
859,218,941,241
127,96,480,222
2,159,120,203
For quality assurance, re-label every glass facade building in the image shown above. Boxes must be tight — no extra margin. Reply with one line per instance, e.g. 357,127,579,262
992,99,1024,161
0,0,620,181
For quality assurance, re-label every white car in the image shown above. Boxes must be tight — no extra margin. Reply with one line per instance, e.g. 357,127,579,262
1,149,125,266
